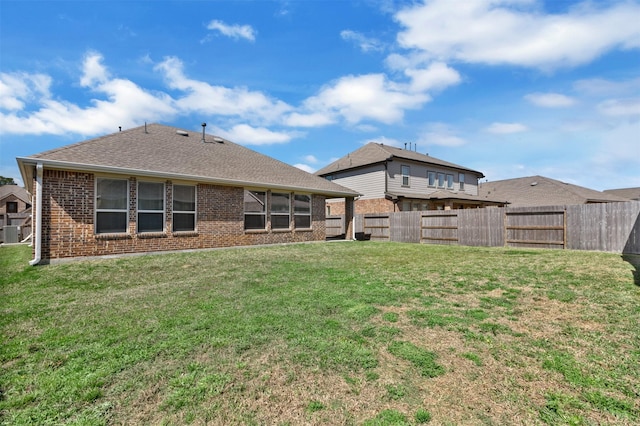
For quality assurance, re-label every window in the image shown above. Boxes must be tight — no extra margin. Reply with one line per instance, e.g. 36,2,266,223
401,165,410,186
437,173,445,188
138,181,165,233
428,171,436,187
459,173,465,191
96,178,128,234
244,190,266,230
294,194,311,229
173,184,196,232
6,201,18,213
271,192,290,229
446,174,454,189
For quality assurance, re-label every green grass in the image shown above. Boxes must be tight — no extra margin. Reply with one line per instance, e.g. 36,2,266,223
1,242,639,425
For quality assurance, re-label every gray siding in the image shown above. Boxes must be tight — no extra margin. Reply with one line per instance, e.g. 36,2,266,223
387,161,479,196
331,164,386,199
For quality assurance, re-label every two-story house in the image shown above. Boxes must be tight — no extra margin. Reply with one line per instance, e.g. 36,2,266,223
315,143,506,215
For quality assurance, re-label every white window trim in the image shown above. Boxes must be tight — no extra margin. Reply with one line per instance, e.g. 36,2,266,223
459,173,465,191
172,184,197,233
428,171,436,188
446,174,454,190
95,177,129,235
437,173,445,189
137,180,166,233
401,165,410,187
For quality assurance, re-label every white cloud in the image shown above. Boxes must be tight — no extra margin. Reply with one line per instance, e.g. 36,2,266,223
304,73,428,124
574,77,640,97
416,123,466,147
212,124,297,145
0,72,51,111
293,163,316,173
404,61,461,93
597,98,640,118
283,111,335,127
394,0,640,70
206,20,256,42
303,155,318,164
80,52,109,87
525,92,576,108
485,122,528,134
155,56,292,123
340,30,385,52
366,136,403,148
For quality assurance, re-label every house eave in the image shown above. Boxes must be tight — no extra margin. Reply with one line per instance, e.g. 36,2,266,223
16,157,360,198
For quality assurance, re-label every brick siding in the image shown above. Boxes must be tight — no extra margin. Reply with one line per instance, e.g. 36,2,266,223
327,197,397,215
36,169,326,261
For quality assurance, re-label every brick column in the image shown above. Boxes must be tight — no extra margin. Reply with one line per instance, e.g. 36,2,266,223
344,196,354,240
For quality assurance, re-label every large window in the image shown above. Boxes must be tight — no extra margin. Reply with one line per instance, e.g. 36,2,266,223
294,194,311,229
96,178,128,234
401,165,410,186
244,190,266,230
173,184,196,232
446,174,454,190
138,181,165,233
459,173,465,191
437,173,445,188
271,192,290,229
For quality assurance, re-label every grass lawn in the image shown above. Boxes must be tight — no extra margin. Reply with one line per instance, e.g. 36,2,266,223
1,242,639,425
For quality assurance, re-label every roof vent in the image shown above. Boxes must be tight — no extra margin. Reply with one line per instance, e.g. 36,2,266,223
530,181,538,186
176,130,189,137
212,136,224,143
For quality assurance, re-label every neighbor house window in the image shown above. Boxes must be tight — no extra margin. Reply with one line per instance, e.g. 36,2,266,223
6,201,18,213
138,181,165,233
96,178,128,234
459,173,465,191
271,192,291,229
437,173,445,188
173,184,196,232
294,194,311,229
446,174,454,189
401,165,410,186
244,190,266,230
428,171,436,187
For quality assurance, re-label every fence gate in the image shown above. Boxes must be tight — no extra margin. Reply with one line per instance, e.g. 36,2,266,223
325,215,345,239
505,208,566,249
363,215,390,241
421,212,459,245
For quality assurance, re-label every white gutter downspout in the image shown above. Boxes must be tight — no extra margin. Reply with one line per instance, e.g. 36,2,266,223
29,163,43,266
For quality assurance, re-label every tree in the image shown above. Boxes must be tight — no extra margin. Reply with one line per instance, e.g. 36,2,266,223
0,176,17,186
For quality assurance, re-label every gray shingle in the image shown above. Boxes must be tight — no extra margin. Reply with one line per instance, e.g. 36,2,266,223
18,123,358,197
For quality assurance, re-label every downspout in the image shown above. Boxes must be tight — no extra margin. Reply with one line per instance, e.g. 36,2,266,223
29,162,43,266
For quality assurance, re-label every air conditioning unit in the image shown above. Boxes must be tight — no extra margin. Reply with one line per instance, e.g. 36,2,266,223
3,226,19,244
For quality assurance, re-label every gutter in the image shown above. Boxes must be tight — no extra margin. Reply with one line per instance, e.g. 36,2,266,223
29,162,43,266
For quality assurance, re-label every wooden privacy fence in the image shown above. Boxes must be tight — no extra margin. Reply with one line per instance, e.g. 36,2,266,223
328,201,640,254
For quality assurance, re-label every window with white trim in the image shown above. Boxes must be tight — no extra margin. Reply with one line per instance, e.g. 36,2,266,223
96,178,128,234
437,173,445,188
173,184,196,232
428,171,436,187
138,181,165,233
401,165,410,186
294,194,311,229
271,192,290,229
459,173,465,191
244,190,266,230
446,174,454,190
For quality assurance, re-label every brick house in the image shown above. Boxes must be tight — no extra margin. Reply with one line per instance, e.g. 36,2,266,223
16,123,358,264
0,185,32,242
315,143,506,215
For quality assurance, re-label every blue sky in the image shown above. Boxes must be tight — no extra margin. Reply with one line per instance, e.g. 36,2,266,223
1,0,639,191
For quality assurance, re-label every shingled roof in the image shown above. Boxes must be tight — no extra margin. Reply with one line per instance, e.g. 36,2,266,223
0,185,31,204
17,123,358,198
478,175,629,207
315,142,484,177
603,187,640,201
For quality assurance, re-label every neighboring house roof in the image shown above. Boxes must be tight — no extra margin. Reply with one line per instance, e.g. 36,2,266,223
478,175,629,207
0,185,31,205
385,190,508,205
16,123,358,198
315,142,484,177
603,187,640,201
